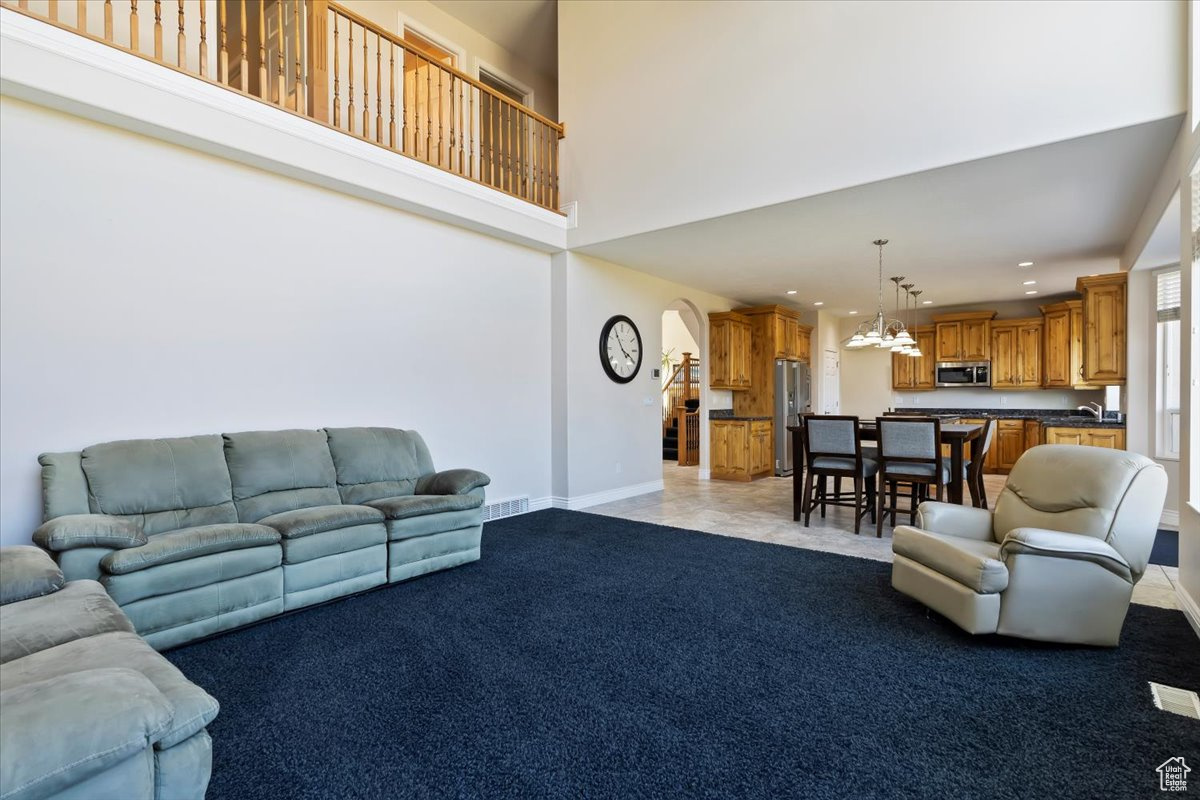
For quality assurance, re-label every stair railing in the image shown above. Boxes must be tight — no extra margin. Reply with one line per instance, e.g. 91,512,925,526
661,352,701,466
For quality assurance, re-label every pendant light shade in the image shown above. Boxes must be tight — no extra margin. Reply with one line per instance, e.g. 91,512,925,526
842,239,923,353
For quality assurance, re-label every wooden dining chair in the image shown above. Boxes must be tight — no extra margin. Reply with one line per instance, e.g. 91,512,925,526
966,417,996,509
874,416,947,537
801,415,877,534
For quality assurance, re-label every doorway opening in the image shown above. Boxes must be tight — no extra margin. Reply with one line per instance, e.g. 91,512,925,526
662,303,702,469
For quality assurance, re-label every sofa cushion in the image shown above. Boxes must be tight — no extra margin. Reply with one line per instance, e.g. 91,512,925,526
81,435,237,535
893,527,1008,594
32,514,147,553
100,524,280,575
0,546,64,605
223,430,342,522
0,630,219,749
325,428,436,504
367,493,484,521
38,451,91,519
258,504,385,539
0,668,173,800
415,468,491,496
0,580,133,664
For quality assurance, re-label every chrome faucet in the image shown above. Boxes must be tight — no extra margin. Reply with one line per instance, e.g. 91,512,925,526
1076,402,1104,418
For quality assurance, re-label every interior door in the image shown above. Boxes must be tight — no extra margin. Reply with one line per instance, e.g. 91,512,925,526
822,349,839,414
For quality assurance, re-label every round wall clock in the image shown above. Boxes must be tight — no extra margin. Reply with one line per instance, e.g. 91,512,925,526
599,315,643,384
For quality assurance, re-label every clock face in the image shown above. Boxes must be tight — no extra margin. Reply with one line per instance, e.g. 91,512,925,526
600,315,642,384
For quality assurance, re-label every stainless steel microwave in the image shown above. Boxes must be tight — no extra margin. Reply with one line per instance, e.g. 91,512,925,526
935,361,991,387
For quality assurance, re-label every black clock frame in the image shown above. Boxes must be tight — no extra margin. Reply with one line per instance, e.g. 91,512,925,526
599,314,643,384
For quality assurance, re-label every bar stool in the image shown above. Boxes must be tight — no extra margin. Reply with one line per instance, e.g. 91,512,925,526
801,416,877,535
874,416,948,537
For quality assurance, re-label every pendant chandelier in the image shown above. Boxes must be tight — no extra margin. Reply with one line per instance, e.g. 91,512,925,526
844,239,922,356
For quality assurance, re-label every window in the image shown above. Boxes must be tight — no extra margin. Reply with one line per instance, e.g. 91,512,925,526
1156,267,1181,459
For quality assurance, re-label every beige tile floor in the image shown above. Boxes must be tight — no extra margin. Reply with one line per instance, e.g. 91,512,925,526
588,463,1183,611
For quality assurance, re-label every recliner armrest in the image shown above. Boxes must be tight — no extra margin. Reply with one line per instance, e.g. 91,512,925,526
0,668,173,800
999,527,1133,583
415,469,491,496
32,514,146,552
100,523,280,575
0,546,65,605
915,502,994,541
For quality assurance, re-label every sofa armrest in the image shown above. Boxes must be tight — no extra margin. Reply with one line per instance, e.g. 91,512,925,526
0,668,173,800
32,514,146,553
415,468,491,496
0,546,65,605
915,502,994,541
999,527,1133,583
100,523,280,575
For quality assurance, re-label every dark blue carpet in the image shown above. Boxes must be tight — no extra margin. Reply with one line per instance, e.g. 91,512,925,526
167,510,1199,800
1152,529,1179,568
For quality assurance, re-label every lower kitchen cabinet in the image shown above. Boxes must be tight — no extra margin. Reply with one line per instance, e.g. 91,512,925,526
1044,426,1126,449
993,420,1026,473
711,419,774,481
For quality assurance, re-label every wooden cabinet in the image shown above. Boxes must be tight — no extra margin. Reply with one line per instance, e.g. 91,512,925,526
732,305,811,419
1041,300,1096,390
709,312,752,390
993,419,1026,473
710,419,773,481
1077,272,1127,385
891,325,935,390
933,311,996,362
991,319,1042,389
1044,426,1126,450
795,325,811,364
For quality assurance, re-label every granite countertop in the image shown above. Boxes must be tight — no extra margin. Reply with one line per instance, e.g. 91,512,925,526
710,411,772,421
885,408,1125,429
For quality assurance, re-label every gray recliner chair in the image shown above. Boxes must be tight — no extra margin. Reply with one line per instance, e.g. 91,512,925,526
891,445,1167,646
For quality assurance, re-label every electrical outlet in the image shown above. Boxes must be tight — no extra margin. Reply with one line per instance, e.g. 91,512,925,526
1000,396,1008,406
615,462,623,474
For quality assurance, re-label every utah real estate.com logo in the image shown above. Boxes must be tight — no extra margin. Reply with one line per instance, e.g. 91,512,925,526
1158,757,1191,792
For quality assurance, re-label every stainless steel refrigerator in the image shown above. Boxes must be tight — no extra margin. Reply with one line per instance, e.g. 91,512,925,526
774,360,811,476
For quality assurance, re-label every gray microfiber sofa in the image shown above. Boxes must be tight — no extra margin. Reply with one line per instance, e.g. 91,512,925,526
0,545,217,800
34,427,490,650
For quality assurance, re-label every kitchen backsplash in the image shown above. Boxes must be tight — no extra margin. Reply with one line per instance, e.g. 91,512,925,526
893,387,1105,410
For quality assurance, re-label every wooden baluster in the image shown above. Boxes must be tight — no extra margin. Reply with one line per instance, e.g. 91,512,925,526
346,21,354,133
551,124,559,210
332,13,340,127
275,0,284,106
104,0,113,40
153,1,161,61
198,0,207,77
130,0,139,53
467,84,474,180
458,79,466,174
411,49,420,155
374,33,381,143
217,0,226,83
257,0,266,99
292,0,302,112
447,75,455,172
18,0,29,10
238,0,246,90
388,41,395,148
361,27,368,137
47,0,57,22
424,56,431,161
77,0,86,32
305,0,329,122
534,120,542,206
504,101,512,192
177,0,185,68
436,67,444,167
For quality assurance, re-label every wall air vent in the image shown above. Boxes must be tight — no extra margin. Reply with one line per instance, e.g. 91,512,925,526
1149,682,1200,719
483,496,530,522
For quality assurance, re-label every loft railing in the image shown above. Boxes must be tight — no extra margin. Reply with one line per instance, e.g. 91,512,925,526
2,0,565,213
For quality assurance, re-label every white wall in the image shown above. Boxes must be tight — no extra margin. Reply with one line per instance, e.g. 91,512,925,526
558,0,1185,247
661,310,700,371
551,252,738,503
343,0,557,120
0,98,553,543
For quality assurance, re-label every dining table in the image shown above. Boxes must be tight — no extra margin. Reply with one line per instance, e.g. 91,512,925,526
787,420,986,522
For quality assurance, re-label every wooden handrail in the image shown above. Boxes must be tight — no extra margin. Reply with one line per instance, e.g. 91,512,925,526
326,1,563,136
661,360,687,396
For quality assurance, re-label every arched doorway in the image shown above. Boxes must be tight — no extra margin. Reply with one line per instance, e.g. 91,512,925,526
661,300,704,471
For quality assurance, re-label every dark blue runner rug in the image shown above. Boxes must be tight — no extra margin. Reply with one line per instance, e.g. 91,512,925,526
167,510,1198,800
1152,529,1179,568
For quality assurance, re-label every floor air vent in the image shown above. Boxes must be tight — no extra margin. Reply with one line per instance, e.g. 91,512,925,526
483,496,530,522
1149,682,1200,719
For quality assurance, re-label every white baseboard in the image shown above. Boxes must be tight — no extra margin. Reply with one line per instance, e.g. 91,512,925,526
698,468,712,480
1160,509,1179,530
528,497,554,513
547,480,664,511
1177,582,1200,641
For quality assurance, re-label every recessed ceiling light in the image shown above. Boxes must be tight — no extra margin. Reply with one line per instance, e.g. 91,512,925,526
1022,280,1037,285
849,310,858,315
813,301,824,306
786,290,798,295
922,300,933,305
1018,261,1034,267
1025,290,1038,295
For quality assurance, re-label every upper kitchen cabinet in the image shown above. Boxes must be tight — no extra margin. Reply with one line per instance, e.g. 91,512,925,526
739,305,812,363
991,319,1043,389
709,311,752,390
891,325,936,391
1040,300,1096,390
1076,272,1127,385
933,311,996,362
